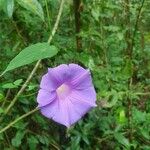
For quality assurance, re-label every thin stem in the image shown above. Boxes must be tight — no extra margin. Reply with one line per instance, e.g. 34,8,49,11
135,92,150,96
124,0,145,142
131,0,145,48
0,107,39,134
47,0,64,44
73,0,82,51
1,89,11,107
124,0,133,142
3,0,65,116
4,60,41,115
44,0,51,31
4,132,11,146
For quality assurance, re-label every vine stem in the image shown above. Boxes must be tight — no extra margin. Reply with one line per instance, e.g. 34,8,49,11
4,60,41,115
135,92,150,96
3,0,65,116
44,0,51,31
47,0,64,44
0,107,39,134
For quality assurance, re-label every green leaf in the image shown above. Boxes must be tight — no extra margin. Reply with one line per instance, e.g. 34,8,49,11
139,128,150,140
1,0,14,17
119,110,126,123
2,83,17,89
132,107,146,123
13,121,28,130
0,93,4,101
0,108,4,114
104,25,120,32
117,32,124,40
37,135,49,145
91,7,99,21
28,136,39,150
0,0,5,10
11,131,25,147
114,133,130,149
17,0,44,21
14,79,23,86
2,43,58,75
27,84,38,91
6,0,14,18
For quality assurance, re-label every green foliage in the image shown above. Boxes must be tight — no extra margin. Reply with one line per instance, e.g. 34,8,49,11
11,130,25,147
2,79,23,89
16,0,45,21
0,0,150,149
4,0,14,18
0,0,14,18
1,43,58,75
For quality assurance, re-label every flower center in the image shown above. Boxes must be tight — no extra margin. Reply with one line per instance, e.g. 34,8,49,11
56,84,70,100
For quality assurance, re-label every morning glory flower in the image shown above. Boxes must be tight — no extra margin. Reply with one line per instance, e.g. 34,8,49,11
37,64,96,127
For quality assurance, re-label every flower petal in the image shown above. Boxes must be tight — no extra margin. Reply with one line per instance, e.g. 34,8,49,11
40,72,59,91
70,87,97,106
69,64,86,80
65,98,85,126
57,88,96,126
37,89,57,107
52,100,70,127
48,64,70,83
40,99,59,119
69,64,93,89
67,95,93,120
40,99,71,127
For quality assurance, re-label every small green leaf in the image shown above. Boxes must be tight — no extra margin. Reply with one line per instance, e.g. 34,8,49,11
13,122,28,130
17,0,44,21
6,0,14,18
119,109,126,123
0,93,4,101
2,0,14,18
37,135,49,145
117,32,124,40
140,128,150,140
14,79,23,86
91,7,99,21
2,83,17,89
11,131,25,147
2,43,58,75
0,0,5,10
0,108,4,114
114,133,130,148
28,136,39,150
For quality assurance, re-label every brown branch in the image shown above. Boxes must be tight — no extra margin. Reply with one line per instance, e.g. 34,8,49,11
132,0,145,48
124,0,145,142
73,0,82,51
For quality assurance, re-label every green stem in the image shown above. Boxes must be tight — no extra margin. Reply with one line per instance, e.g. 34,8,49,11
47,0,64,44
135,92,150,96
44,0,51,31
0,107,39,134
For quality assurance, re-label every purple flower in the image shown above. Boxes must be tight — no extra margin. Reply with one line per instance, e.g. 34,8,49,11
37,64,96,127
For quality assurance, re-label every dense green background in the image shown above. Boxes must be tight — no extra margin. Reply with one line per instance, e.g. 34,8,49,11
0,0,150,149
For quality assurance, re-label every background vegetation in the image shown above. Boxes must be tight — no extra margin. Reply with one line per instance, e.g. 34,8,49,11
0,0,150,149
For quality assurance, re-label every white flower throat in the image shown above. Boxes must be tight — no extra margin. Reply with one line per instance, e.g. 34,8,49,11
56,84,70,99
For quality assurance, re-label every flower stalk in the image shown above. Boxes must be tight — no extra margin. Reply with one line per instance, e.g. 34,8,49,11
0,107,39,134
